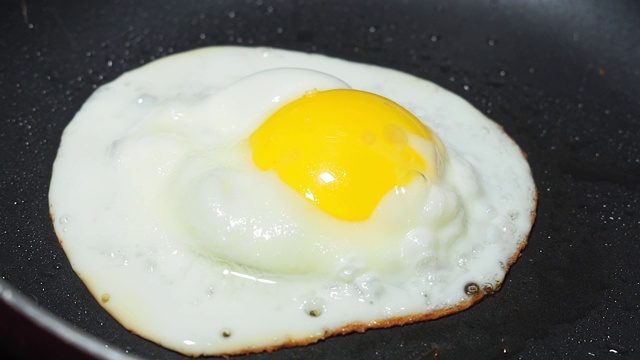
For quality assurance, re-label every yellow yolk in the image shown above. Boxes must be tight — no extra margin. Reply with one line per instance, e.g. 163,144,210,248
250,89,445,221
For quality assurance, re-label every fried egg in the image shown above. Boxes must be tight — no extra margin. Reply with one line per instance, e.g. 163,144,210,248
49,46,537,356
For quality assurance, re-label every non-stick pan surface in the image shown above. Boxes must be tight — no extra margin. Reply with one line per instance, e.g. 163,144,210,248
1,0,639,359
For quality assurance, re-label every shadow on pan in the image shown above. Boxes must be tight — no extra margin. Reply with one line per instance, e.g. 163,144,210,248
1,0,639,359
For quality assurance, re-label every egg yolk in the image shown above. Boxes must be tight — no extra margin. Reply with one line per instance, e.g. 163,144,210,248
250,89,444,221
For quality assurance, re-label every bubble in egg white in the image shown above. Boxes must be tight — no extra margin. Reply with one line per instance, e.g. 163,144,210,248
49,46,536,356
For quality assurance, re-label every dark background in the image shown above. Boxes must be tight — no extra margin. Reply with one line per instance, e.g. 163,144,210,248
1,0,639,359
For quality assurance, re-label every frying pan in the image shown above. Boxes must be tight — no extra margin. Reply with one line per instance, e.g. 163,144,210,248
1,0,639,358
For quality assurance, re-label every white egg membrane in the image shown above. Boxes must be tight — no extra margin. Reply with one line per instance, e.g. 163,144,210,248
49,47,537,356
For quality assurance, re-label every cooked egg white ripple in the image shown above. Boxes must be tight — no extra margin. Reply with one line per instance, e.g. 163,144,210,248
49,46,536,356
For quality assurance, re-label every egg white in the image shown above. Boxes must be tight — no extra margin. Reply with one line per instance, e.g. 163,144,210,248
49,46,536,356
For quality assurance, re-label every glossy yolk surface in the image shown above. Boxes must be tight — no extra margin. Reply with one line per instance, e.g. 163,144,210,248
250,89,442,221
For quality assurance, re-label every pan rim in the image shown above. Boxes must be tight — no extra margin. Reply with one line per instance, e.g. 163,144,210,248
0,278,134,360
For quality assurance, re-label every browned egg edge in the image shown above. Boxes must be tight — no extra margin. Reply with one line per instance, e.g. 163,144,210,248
217,197,537,359
49,175,537,359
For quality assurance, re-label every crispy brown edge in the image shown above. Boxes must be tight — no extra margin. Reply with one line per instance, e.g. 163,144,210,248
218,222,535,358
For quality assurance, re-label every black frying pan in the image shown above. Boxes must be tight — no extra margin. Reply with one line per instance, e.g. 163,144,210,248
1,0,639,359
